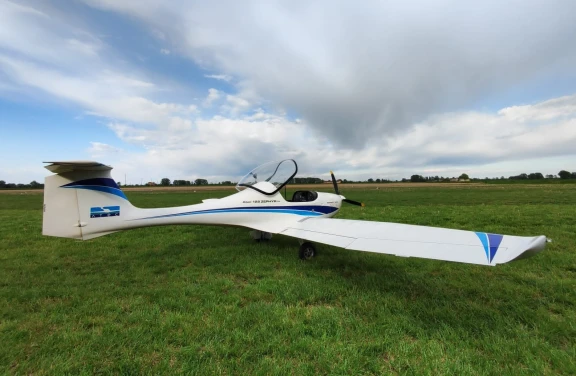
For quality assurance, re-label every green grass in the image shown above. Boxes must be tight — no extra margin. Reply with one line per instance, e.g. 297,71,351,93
1,185,575,375
483,179,576,185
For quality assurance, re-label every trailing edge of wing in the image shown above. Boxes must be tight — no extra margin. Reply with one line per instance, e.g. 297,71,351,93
279,218,546,266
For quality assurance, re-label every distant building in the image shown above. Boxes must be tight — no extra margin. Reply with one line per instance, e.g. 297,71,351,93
146,182,157,186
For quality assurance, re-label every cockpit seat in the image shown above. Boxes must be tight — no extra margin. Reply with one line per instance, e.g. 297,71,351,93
291,191,318,202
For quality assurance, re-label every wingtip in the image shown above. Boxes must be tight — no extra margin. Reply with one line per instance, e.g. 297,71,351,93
501,235,547,264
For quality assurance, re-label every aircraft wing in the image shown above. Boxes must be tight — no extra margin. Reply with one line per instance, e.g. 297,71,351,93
279,218,546,266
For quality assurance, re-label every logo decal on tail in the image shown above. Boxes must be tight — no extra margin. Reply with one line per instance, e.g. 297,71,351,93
91,206,120,218
475,232,503,263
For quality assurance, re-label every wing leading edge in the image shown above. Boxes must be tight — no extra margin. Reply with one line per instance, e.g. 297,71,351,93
280,218,546,266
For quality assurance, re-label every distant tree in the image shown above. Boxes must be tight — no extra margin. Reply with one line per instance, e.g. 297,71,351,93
572,172,576,179
116,181,122,187
195,178,208,185
528,172,544,180
367,178,374,183
410,174,425,182
294,177,323,184
0,180,5,188
558,170,571,179
173,180,192,186
459,173,469,180
30,180,41,188
509,173,528,180
161,178,171,186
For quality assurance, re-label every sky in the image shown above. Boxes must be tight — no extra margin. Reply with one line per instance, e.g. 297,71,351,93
1,0,575,184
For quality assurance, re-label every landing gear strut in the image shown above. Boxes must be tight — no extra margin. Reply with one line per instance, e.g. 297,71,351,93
250,230,272,241
299,242,316,260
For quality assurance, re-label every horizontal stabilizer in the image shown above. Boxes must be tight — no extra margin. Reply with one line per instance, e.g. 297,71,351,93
44,161,112,174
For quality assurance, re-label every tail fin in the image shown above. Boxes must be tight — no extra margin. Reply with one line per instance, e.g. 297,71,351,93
42,161,134,240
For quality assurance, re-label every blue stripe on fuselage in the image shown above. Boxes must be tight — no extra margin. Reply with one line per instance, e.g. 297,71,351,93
132,205,337,220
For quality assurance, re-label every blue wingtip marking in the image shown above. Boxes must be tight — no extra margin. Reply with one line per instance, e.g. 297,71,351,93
475,232,490,261
476,232,503,263
487,233,503,263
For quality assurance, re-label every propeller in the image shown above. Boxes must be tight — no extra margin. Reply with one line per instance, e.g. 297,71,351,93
330,170,365,207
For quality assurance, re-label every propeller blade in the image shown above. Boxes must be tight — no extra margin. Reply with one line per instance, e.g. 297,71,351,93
330,170,339,195
343,198,365,207
332,170,364,206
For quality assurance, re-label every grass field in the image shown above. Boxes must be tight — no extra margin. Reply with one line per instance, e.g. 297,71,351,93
1,185,575,374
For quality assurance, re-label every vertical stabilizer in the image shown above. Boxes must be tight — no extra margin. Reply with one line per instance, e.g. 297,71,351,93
42,161,133,240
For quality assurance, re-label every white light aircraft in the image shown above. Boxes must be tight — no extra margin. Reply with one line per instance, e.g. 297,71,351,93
42,159,546,265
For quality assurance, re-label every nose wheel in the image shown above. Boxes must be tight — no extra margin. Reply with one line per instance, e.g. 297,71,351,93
299,242,316,260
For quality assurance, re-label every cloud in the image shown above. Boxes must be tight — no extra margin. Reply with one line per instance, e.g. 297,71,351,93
0,51,197,130
160,48,171,55
385,97,576,169
498,95,576,123
88,142,123,157
80,0,576,147
0,1,200,132
97,94,576,182
0,1,103,70
202,88,220,107
204,74,232,82
223,94,251,115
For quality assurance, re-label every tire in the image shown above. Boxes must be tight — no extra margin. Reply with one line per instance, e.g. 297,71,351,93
299,242,316,260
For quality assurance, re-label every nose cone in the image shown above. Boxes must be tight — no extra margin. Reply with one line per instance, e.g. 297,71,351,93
316,192,343,211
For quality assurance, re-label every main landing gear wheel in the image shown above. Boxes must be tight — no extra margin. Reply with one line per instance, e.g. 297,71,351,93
299,242,316,260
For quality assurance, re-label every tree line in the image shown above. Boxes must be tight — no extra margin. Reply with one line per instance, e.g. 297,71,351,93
2,169,575,189
507,170,576,180
0,180,43,189
150,170,576,185
158,178,230,186
162,178,209,186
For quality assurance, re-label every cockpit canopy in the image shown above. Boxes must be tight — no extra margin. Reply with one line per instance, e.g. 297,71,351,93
236,159,298,195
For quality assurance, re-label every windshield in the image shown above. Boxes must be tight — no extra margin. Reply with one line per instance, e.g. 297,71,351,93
236,159,298,195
